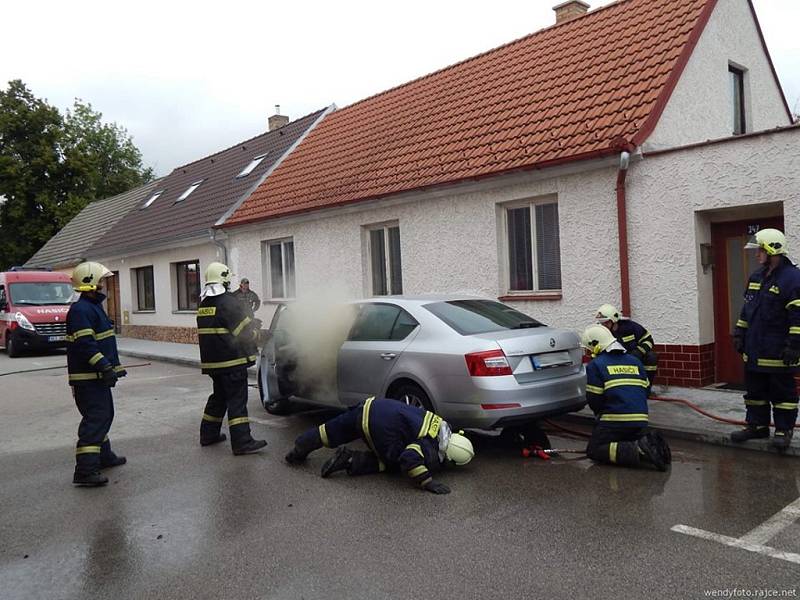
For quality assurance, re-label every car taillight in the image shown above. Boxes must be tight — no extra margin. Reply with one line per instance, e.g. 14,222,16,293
481,403,522,410
465,349,513,376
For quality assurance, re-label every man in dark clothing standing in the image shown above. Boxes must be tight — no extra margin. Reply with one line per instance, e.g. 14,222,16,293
197,262,267,455
581,324,670,471
232,277,260,316
731,228,800,450
67,262,127,487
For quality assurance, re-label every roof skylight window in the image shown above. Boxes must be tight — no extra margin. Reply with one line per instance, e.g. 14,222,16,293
141,190,164,209
176,180,204,202
236,154,268,179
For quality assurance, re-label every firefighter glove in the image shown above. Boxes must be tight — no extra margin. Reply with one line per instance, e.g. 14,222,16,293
423,480,451,495
782,346,800,366
101,366,119,387
733,335,745,354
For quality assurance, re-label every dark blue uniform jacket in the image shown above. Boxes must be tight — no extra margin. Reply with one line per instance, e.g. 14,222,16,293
66,293,124,386
585,350,649,428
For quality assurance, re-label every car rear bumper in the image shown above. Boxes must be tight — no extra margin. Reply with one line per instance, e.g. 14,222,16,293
434,368,587,429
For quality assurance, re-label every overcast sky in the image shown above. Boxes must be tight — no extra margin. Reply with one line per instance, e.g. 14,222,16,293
3,0,798,177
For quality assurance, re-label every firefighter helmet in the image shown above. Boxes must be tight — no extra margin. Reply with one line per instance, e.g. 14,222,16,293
445,432,474,466
582,324,617,357
205,261,233,286
595,303,621,324
71,261,112,292
744,228,787,256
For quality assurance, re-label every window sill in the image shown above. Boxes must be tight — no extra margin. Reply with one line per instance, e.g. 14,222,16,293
133,310,156,314
498,293,562,302
172,310,197,315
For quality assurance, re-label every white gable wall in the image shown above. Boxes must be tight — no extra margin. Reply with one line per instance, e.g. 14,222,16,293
646,0,790,151
226,165,621,334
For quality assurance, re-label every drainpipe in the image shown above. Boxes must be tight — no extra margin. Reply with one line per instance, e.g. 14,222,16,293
616,151,631,316
210,228,228,265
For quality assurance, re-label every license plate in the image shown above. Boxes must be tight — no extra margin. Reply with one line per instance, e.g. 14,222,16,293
531,351,572,370
48,336,65,342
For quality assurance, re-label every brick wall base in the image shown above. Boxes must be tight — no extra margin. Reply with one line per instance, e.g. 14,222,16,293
653,343,715,388
121,325,198,344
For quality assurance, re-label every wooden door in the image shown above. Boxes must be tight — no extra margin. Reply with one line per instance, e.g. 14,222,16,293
711,217,783,385
105,271,122,334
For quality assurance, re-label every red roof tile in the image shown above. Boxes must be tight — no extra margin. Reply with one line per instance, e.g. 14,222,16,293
227,0,714,226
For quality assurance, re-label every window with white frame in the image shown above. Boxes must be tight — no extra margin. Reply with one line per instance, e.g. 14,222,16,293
504,200,561,292
367,224,402,296
262,238,295,299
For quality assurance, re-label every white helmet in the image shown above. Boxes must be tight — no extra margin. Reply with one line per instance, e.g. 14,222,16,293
205,261,233,286
445,432,474,466
71,261,112,292
595,304,620,324
744,228,787,256
581,324,617,357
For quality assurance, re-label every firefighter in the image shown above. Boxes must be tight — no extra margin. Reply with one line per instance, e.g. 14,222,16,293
197,262,267,455
595,304,658,388
731,228,800,450
284,397,474,494
67,262,127,487
582,324,670,471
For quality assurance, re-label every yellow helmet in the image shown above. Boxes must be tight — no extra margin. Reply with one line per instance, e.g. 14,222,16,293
71,261,111,292
581,324,617,357
205,261,233,286
745,228,787,256
595,303,620,324
445,432,474,466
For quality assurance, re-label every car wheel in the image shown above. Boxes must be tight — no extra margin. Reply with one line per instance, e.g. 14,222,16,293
257,367,292,415
388,381,434,412
6,335,21,358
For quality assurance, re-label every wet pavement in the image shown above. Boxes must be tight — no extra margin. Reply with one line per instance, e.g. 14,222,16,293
1,352,799,599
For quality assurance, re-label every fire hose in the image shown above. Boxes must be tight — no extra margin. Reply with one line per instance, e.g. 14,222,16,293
0,362,152,377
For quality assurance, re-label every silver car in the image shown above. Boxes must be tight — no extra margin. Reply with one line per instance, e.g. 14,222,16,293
258,295,586,429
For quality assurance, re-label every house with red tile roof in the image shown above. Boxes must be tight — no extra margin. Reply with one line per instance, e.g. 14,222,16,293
84,108,329,343
219,0,798,390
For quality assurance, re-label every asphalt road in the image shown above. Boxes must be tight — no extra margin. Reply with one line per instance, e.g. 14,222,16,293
1,351,799,600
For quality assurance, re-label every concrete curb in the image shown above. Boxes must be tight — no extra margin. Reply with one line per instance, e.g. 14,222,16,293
556,413,800,458
119,349,258,377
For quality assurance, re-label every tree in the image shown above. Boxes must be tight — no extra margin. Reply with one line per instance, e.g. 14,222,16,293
0,80,154,269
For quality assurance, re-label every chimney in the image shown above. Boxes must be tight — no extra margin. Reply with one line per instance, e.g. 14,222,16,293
553,0,589,24
268,104,289,131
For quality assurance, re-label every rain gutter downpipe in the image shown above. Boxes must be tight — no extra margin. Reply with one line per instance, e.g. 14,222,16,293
616,150,631,317
210,228,228,265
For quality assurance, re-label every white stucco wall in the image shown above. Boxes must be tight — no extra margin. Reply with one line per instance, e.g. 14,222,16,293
627,127,800,345
99,243,223,328
225,164,622,335
646,0,790,151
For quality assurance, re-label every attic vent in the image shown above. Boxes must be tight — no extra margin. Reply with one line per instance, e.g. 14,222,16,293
553,0,589,24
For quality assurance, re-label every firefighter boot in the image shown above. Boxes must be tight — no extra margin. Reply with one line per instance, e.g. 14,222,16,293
730,425,770,443
200,433,228,447
773,429,794,451
100,454,127,469
637,433,667,471
285,446,309,465
321,447,354,478
232,439,268,455
73,470,109,487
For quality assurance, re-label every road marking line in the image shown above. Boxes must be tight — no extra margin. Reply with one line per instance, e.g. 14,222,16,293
739,496,800,545
672,524,800,565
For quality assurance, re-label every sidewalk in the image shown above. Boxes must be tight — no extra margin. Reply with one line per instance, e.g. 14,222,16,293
117,337,798,456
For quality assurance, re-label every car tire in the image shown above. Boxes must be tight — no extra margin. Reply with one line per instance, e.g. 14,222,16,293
388,381,434,412
257,367,292,415
6,335,21,358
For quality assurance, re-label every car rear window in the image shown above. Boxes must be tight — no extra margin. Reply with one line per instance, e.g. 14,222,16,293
424,300,544,335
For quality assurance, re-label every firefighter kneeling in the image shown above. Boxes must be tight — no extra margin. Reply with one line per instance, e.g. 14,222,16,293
285,397,474,494
582,324,671,471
